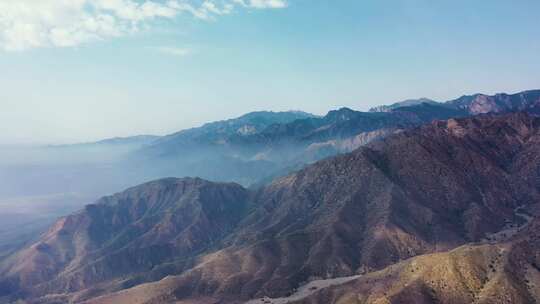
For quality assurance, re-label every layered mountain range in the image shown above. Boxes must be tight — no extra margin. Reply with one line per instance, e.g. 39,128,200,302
3,89,539,204
2,108,540,303
128,89,540,187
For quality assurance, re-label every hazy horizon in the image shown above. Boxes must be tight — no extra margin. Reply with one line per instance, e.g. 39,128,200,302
2,2,540,302
2,0,540,144
2,86,540,146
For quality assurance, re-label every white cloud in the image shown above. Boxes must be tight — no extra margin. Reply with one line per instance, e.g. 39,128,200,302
233,0,287,9
152,46,192,56
0,0,288,51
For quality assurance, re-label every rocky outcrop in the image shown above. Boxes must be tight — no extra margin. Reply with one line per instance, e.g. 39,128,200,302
446,90,540,115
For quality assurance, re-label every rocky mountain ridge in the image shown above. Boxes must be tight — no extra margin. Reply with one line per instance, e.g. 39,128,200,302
2,112,540,304
133,89,540,187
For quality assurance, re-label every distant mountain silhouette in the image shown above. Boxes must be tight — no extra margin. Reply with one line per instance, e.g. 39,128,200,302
369,97,439,112
370,89,540,115
133,90,540,187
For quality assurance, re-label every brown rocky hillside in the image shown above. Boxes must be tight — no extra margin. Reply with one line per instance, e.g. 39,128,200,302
2,112,540,304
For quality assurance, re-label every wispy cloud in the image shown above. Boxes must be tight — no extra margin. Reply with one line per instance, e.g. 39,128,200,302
152,46,192,57
0,0,288,51
234,0,287,9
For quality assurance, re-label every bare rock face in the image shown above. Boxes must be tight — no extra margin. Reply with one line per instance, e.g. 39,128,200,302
447,90,540,115
2,113,540,304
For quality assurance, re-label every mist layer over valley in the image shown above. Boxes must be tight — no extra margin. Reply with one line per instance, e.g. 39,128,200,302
2,91,540,258
1,1,539,302
2,107,540,304
0,90,539,302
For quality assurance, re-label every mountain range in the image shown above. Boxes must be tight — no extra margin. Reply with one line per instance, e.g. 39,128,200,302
125,89,540,187
0,89,540,303
4,90,539,202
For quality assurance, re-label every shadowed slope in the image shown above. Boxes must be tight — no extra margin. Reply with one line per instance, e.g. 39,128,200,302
291,215,540,304
81,113,540,304
0,178,249,302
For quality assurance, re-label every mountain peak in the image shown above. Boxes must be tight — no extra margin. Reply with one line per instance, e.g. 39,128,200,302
446,89,540,114
369,97,439,112
325,107,359,121
0,176,249,299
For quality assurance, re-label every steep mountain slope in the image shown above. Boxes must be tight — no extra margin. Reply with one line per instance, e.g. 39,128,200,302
292,215,540,304
0,112,313,265
3,104,540,304
447,89,540,115
23,112,537,304
133,113,539,302
0,178,249,303
3,90,538,254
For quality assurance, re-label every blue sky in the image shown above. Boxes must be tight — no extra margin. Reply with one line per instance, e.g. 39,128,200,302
1,0,539,144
